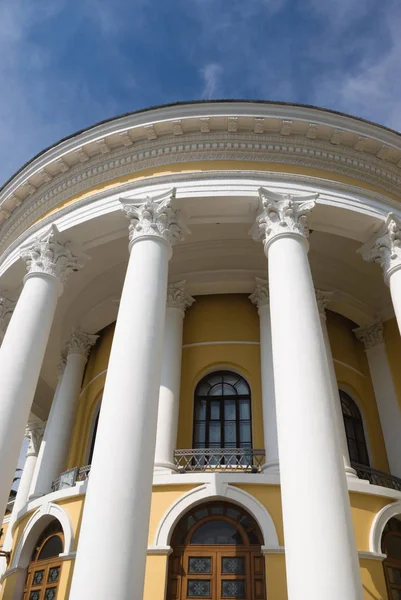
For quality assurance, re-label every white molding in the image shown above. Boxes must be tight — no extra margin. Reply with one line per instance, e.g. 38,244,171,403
152,478,280,550
147,546,173,556
0,566,25,585
333,359,366,378
358,550,387,562
261,545,285,555
370,500,401,553
182,341,259,348
11,501,75,569
79,369,107,397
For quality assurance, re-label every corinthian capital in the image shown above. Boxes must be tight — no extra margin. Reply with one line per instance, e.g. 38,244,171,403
315,290,334,319
121,189,190,252
354,322,384,350
359,214,401,282
252,187,318,251
0,292,15,333
66,329,99,358
25,422,45,457
20,224,88,291
167,281,195,312
249,278,269,308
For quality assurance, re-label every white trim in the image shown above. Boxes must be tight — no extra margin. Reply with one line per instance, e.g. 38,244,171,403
11,502,75,569
147,546,173,556
358,550,387,562
261,546,285,555
58,551,77,561
370,500,401,554
182,341,260,348
333,359,366,378
153,478,280,550
79,369,107,397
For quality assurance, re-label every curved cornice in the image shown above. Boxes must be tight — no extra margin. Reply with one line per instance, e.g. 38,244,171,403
1,101,401,251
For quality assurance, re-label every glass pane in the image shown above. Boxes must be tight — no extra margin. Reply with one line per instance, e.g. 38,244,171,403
210,401,220,419
209,422,221,444
224,423,236,444
391,591,401,600
222,373,239,386
210,384,224,397
187,579,211,597
239,400,250,420
239,422,251,444
189,557,212,574
222,580,246,598
211,505,224,515
226,508,240,520
389,567,401,584
197,382,210,396
208,374,223,387
44,589,57,600
196,400,207,420
29,592,41,600
222,557,245,574
385,535,401,559
235,380,249,395
194,508,208,521
38,536,63,560
223,383,236,396
194,423,206,444
47,567,60,583
224,400,236,420
190,520,243,545
33,570,44,585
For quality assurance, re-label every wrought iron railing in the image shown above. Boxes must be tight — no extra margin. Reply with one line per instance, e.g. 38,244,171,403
51,465,91,492
351,462,401,492
174,448,265,473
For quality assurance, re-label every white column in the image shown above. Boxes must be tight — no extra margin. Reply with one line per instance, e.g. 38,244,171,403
249,279,279,474
0,225,86,521
316,290,357,479
69,190,188,600
252,188,363,600
0,292,15,344
31,330,98,497
154,281,194,473
0,421,45,576
355,322,401,477
359,213,401,334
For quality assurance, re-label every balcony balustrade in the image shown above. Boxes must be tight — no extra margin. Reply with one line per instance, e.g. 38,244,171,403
49,456,401,493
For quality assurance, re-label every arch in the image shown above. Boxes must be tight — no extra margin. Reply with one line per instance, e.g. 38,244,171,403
370,500,401,554
152,481,280,551
11,502,74,569
339,386,371,466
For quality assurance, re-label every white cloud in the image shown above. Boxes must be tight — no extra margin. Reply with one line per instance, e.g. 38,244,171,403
200,63,223,99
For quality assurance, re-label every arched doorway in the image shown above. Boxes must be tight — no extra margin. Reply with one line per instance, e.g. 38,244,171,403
339,389,370,466
167,501,266,600
382,517,401,599
23,519,64,600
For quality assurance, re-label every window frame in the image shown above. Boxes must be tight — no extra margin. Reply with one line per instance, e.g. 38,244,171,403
339,389,370,467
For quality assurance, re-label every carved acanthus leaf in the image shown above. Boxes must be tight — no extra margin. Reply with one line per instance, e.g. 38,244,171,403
359,214,401,281
121,189,189,250
66,329,99,358
20,224,88,288
167,281,195,311
354,322,384,350
315,290,334,318
252,187,318,249
249,278,269,308
25,422,45,456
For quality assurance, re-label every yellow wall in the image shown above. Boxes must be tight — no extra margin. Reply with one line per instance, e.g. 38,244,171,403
327,310,389,472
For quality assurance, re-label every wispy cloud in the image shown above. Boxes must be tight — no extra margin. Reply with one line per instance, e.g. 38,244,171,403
200,63,223,99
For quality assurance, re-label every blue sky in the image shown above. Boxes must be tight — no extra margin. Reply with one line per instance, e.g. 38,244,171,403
0,0,400,186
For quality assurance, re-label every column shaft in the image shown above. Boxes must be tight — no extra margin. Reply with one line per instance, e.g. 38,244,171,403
254,188,363,600
69,191,186,600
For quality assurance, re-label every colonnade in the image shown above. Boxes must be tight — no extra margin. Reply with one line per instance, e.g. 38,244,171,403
1,189,401,600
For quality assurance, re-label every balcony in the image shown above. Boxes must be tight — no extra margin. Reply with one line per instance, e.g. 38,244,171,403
351,462,401,492
49,457,401,493
174,448,266,473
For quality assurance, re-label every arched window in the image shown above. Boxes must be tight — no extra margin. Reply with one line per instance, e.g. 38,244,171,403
87,401,101,465
24,520,64,600
193,371,252,451
339,390,370,466
168,502,266,599
382,517,401,598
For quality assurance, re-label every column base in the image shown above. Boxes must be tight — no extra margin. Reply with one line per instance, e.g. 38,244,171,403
154,461,179,474
261,460,280,476
345,464,359,480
